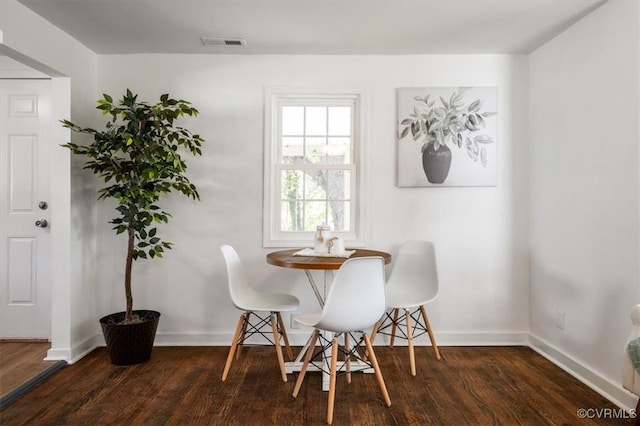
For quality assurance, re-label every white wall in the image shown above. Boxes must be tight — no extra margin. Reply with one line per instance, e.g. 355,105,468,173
0,0,99,360
529,0,640,405
96,54,530,345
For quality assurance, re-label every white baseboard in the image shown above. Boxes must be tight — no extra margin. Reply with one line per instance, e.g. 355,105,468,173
46,335,99,364
44,348,71,362
61,330,638,412
152,330,530,347
528,333,638,412
430,331,530,346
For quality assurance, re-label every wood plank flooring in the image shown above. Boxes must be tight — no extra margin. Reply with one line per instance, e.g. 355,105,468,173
0,342,57,400
0,345,632,425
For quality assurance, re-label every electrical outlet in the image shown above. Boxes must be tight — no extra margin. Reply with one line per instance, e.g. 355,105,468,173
556,310,565,330
290,314,299,329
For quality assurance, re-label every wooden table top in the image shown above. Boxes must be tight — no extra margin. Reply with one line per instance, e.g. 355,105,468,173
266,248,392,270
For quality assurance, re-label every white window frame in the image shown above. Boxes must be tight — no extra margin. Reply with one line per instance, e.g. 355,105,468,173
263,86,369,248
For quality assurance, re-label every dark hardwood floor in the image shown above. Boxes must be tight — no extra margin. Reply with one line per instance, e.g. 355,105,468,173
0,345,632,425
0,342,57,400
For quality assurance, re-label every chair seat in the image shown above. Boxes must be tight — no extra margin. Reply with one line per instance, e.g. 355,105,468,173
386,288,435,309
293,312,322,328
237,293,300,312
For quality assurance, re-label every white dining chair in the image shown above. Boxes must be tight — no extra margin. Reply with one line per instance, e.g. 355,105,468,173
220,245,300,382
370,240,441,376
292,256,391,425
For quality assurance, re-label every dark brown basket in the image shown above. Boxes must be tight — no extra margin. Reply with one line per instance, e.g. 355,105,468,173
99,310,161,366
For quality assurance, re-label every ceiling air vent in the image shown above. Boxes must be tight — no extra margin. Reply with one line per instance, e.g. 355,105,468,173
201,37,247,47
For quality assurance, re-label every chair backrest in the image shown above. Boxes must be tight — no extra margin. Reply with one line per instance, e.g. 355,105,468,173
386,240,439,304
315,256,386,333
220,245,260,310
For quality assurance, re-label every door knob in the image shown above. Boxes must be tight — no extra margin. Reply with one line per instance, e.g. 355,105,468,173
35,219,48,228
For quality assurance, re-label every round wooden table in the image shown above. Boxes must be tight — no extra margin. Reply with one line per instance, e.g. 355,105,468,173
266,248,392,271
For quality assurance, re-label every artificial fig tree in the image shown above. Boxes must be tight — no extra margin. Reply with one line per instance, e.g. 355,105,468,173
62,89,204,323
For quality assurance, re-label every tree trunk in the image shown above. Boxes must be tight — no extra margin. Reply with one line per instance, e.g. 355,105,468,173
124,225,135,322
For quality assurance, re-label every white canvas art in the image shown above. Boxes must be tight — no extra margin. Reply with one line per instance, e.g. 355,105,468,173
397,87,498,187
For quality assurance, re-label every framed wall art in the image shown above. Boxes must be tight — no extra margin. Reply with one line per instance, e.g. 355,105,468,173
397,86,498,187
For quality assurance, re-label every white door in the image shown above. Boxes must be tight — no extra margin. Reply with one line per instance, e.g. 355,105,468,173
0,79,52,339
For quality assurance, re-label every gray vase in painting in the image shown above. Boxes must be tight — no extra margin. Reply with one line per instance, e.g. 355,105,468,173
422,143,452,184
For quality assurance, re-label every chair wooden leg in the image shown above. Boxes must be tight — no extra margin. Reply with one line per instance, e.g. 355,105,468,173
419,305,441,360
634,397,640,425
370,317,382,344
276,312,293,360
236,311,250,359
293,330,319,397
364,319,383,362
405,309,416,376
327,337,339,425
389,309,400,347
344,333,351,384
270,313,288,382
363,334,391,407
222,313,247,381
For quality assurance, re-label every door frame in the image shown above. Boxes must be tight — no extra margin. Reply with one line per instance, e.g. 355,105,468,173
0,42,71,361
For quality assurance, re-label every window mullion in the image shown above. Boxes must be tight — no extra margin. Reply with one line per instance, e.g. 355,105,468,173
301,106,307,230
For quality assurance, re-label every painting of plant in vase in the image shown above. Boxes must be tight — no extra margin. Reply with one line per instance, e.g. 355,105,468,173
397,87,497,187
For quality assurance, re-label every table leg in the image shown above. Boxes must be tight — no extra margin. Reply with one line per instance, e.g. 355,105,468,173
304,270,324,307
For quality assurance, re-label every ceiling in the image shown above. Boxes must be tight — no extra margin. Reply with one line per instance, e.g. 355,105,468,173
16,0,606,55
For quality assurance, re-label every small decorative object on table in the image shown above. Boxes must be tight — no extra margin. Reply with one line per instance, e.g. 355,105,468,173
314,225,332,254
327,237,345,256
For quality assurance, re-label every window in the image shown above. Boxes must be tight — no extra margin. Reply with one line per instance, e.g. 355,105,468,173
263,88,367,247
